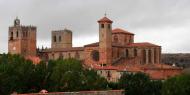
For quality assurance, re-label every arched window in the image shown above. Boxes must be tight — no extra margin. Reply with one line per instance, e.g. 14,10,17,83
117,49,120,58
11,32,13,37
53,36,56,42
126,49,129,58
101,24,104,28
108,24,111,29
134,48,137,57
59,36,61,42
10,32,13,40
114,35,118,43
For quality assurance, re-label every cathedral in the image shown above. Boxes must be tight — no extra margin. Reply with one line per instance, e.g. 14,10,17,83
8,16,182,81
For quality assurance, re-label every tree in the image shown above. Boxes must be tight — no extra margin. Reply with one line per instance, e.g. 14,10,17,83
119,72,162,95
0,54,36,94
0,54,109,94
49,58,108,91
162,74,190,95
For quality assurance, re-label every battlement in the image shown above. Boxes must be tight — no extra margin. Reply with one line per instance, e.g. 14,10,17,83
52,29,72,33
21,25,37,30
9,25,37,31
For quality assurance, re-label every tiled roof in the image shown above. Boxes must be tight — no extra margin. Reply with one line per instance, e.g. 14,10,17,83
93,65,119,70
40,47,84,52
84,42,160,48
84,42,125,47
98,16,113,23
142,64,182,70
112,28,134,35
84,42,99,47
127,42,160,47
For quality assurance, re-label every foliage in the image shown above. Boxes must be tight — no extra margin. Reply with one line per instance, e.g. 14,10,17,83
0,54,108,95
162,74,190,95
119,72,162,95
1,53,190,95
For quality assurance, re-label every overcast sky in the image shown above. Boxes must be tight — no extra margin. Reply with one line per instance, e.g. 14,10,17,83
0,0,190,53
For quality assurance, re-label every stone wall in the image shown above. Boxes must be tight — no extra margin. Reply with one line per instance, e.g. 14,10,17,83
47,50,84,60
8,26,37,56
14,90,124,95
84,46,99,65
51,29,72,49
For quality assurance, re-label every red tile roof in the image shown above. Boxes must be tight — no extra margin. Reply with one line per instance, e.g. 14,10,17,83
98,16,113,23
142,64,182,70
127,42,160,47
93,65,119,70
84,42,99,47
112,28,134,35
40,47,84,52
84,42,160,48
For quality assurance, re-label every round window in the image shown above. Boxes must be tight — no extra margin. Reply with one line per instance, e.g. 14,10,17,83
91,50,99,61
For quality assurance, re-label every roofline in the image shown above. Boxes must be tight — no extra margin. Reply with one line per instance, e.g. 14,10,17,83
112,32,135,35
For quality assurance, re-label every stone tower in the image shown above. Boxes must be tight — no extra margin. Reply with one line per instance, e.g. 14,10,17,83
98,16,113,65
51,28,72,49
8,17,37,56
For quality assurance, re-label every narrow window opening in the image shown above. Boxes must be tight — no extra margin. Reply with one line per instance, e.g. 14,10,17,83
134,49,137,56
59,36,61,42
101,24,104,28
108,24,111,28
10,32,13,40
54,36,56,42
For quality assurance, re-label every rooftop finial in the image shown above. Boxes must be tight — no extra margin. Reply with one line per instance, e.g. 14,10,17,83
104,11,107,17
16,16,18,19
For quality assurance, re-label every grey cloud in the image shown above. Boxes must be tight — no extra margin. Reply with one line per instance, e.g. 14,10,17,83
0,0,190,53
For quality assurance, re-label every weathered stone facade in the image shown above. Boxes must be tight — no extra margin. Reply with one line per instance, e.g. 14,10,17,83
51,29,72,49
8,17,36,56
8,16,182,82
37,16,162,66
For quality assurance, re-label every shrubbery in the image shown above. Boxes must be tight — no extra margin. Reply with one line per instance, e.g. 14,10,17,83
0,54,190,95
0,54,108,95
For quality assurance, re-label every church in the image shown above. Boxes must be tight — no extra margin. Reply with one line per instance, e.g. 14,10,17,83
8,16,182,82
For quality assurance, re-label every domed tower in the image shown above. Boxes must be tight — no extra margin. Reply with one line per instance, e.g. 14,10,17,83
51,28,72,49
98,16,113,65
